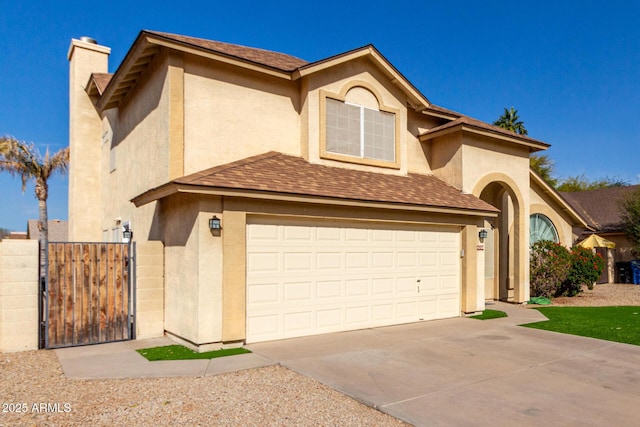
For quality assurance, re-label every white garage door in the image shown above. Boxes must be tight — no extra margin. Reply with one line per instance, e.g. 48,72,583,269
246,218,461,343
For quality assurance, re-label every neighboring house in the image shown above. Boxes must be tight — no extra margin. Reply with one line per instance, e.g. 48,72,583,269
26,219,68,242
561,185,639,282
67,31,587,348
4,232,27,240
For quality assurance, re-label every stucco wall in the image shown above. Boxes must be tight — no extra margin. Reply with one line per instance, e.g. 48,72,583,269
183,56,301,174
161,194,223,347
135,241,165,339
100,54,173,242
0,240,39,353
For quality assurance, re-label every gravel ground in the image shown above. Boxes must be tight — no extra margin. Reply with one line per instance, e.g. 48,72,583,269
550,283,640,306
0,351,409,426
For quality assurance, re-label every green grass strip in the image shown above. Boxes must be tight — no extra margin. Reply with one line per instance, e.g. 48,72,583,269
469,309,508,320
137,344,251,361
522,306,640,346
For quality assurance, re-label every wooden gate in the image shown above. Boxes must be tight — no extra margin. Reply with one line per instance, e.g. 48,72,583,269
41,242,135,348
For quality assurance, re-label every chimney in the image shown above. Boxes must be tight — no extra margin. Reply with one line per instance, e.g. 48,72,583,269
67,37,110,241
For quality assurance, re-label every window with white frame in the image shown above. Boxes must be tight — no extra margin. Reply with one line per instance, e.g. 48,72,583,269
325,98,395,162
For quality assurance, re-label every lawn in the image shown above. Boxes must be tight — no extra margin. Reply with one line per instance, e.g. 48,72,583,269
522,306,640,346
137,345,251,361
469,309,508,320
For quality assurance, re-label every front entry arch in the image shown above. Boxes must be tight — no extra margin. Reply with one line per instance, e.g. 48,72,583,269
474,175,528,303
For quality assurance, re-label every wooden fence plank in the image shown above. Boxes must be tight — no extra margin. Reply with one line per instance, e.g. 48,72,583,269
45,242,133,348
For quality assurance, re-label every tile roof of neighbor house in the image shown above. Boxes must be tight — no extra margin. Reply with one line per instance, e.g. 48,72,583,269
560,185,640,232
27,219,69,241
162,152,499,213
147,31,310,71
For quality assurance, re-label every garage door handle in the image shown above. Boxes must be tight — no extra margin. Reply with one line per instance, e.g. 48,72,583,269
417,279,421,293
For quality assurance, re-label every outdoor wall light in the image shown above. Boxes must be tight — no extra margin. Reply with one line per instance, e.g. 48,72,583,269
209,216,222,231
122,224,133,242
478,229,488,243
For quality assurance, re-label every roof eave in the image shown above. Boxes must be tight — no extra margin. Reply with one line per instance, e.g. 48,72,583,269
132,182,498,218
419,123,550,152
96,31,296,112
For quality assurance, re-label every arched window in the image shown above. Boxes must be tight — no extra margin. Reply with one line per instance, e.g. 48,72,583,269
530,213,559,245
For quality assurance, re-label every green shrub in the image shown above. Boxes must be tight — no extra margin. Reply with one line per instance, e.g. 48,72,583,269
529,240,571,298
557,246,606,296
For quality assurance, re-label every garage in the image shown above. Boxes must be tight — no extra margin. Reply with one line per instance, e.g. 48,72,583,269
246,217,461,343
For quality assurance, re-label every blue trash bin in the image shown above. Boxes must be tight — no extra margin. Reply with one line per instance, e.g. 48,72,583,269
631,260,640,285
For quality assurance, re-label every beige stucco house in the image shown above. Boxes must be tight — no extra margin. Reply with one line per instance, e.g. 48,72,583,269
68,31,587,349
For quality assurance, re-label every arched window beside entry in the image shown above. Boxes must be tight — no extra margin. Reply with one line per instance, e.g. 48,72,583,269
530,213,559,245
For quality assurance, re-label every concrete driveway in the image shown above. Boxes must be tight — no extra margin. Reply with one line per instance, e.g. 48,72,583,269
247,303,640,426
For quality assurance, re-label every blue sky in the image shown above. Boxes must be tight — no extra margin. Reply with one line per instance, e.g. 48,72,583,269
1,1,638,231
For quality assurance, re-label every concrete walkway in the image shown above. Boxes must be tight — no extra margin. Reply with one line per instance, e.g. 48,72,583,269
54,303,640,426
248,302,640,426
55,336,274,379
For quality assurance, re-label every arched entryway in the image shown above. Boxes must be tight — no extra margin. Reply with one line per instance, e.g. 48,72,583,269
474,175,527,302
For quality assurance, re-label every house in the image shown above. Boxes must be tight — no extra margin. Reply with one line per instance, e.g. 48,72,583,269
67,31,587,349
561,185,639,282
26,219,68,242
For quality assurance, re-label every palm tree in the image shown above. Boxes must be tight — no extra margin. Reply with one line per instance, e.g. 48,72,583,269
0,136,70,281
493,107,528,135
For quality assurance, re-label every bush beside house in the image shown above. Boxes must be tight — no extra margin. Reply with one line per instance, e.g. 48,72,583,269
530,240,605,299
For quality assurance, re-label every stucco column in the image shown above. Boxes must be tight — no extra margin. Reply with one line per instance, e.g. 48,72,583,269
513,204,530,303
461,225,485,313
221,210,246,342
68,38,110,241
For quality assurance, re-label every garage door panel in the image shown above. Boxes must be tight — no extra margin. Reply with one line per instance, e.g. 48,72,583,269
372,229,394,241
346,228,368,241
246,221,461,343
372,278,394,295
346,279,369,297
283,252,312,271
397,252,417,267
247,252,279,272
284,226,313,240
346,306,369,324
372,252,394,268
440,275,460,292
317,309,342,328
284,311,313,331
439,295,460,317
247,283,279,304
346,252,369,269
372,303,394,321
317,280,342,299
316,252,341,270
283,282,313,301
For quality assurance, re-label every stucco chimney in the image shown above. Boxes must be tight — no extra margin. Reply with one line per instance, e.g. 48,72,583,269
68,37,110,241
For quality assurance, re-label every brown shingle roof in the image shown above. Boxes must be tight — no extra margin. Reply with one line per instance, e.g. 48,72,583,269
560,185,640,232
91,73,113,95
27,220,68,241
146,31,309,72
169,152,498,213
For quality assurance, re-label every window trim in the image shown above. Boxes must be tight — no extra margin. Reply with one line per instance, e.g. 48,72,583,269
319,83,400,169
530,213,559,245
